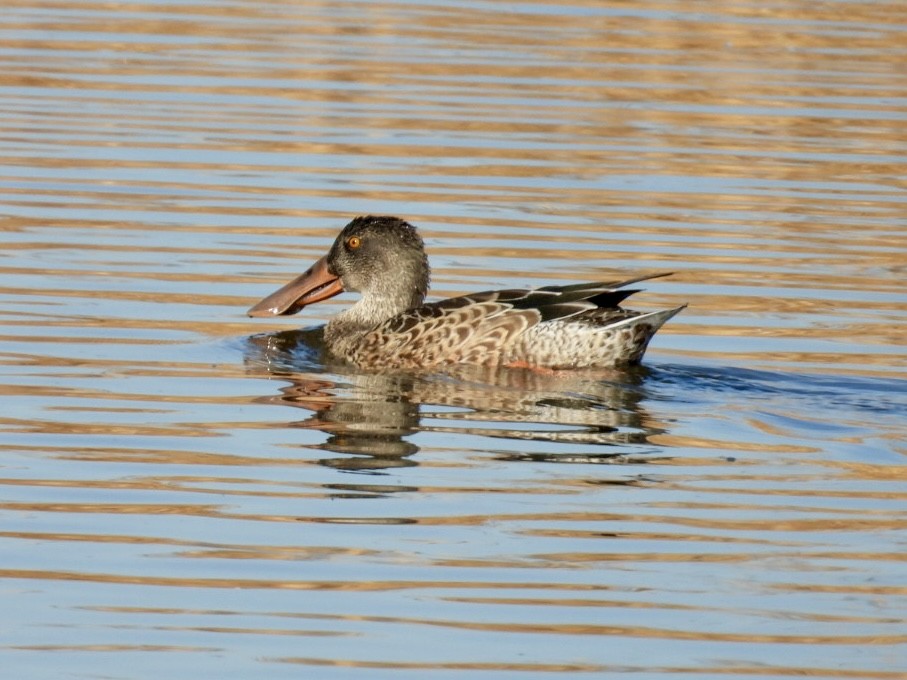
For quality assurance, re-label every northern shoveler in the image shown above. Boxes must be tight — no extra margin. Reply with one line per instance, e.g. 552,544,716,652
248,216,685,370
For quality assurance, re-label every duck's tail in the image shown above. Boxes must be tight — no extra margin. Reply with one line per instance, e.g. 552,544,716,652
608,304,687,366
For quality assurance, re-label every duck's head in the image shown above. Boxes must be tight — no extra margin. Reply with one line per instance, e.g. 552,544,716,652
247,215,430,317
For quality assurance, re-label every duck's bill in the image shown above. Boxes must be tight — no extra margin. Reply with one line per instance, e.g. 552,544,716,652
247,255,344,317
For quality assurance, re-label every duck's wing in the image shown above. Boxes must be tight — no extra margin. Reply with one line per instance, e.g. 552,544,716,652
383,273,669,335
356,274,674,368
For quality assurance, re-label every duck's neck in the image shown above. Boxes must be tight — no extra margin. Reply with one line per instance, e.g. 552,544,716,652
324,283,427,353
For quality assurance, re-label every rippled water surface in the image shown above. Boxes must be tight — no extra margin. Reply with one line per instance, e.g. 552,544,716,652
1,1,905,678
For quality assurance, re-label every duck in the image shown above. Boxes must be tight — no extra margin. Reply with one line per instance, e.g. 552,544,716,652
247,215,685,371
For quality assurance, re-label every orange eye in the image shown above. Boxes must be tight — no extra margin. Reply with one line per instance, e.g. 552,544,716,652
347,236,361,250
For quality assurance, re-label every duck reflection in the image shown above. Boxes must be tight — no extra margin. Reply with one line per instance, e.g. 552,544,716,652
243,328,669,471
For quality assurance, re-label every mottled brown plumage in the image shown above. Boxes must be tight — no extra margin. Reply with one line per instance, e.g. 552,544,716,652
248,216,685,370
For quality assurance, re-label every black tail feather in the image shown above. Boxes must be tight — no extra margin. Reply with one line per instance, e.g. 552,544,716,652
587,289,639,308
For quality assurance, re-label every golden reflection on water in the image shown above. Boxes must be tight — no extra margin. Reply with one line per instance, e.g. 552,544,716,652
1,0,905,677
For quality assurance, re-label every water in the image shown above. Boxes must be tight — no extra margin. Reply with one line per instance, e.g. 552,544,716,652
1,1,905,678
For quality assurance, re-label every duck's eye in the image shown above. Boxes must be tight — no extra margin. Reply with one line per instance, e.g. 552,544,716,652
346,235,361,250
